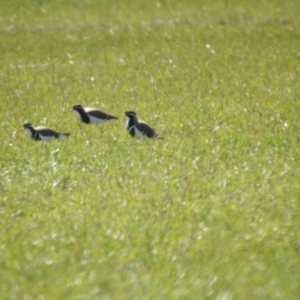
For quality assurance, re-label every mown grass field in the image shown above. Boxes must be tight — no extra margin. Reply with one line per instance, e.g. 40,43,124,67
0,0,300,299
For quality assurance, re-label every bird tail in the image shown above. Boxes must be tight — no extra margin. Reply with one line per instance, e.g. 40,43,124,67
60,133,71,137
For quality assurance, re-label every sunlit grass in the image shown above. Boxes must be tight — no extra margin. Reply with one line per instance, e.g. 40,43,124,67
0,0,300,299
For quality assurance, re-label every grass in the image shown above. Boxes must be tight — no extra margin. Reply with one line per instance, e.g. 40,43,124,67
0,0,300,299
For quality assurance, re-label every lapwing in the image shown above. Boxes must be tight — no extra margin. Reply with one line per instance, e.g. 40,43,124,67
125,111,163,139
72,104,118,124
23,123,70,141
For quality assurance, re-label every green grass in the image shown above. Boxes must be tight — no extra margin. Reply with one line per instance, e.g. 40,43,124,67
1,0,300,299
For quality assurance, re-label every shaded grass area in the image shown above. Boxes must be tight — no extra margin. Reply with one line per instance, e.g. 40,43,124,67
0,0,300,299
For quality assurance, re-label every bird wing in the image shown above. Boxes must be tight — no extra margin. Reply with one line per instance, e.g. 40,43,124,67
136,121,156,138
35,126,70,137
35,126,59,136
85,108,117,120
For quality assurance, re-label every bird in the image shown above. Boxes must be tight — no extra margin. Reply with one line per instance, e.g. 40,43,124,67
72,104,118,125
125,111,163,139
23,123,70,141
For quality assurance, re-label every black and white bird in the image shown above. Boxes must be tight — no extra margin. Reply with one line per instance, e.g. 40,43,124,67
72,104,118,124
23,123,70,141
125,111,163,139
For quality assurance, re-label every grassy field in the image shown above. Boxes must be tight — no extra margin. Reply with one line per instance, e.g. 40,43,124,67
0,0,300,299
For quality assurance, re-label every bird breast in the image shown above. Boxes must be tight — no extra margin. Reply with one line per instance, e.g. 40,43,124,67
24,128,33,138
74,110,82,120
